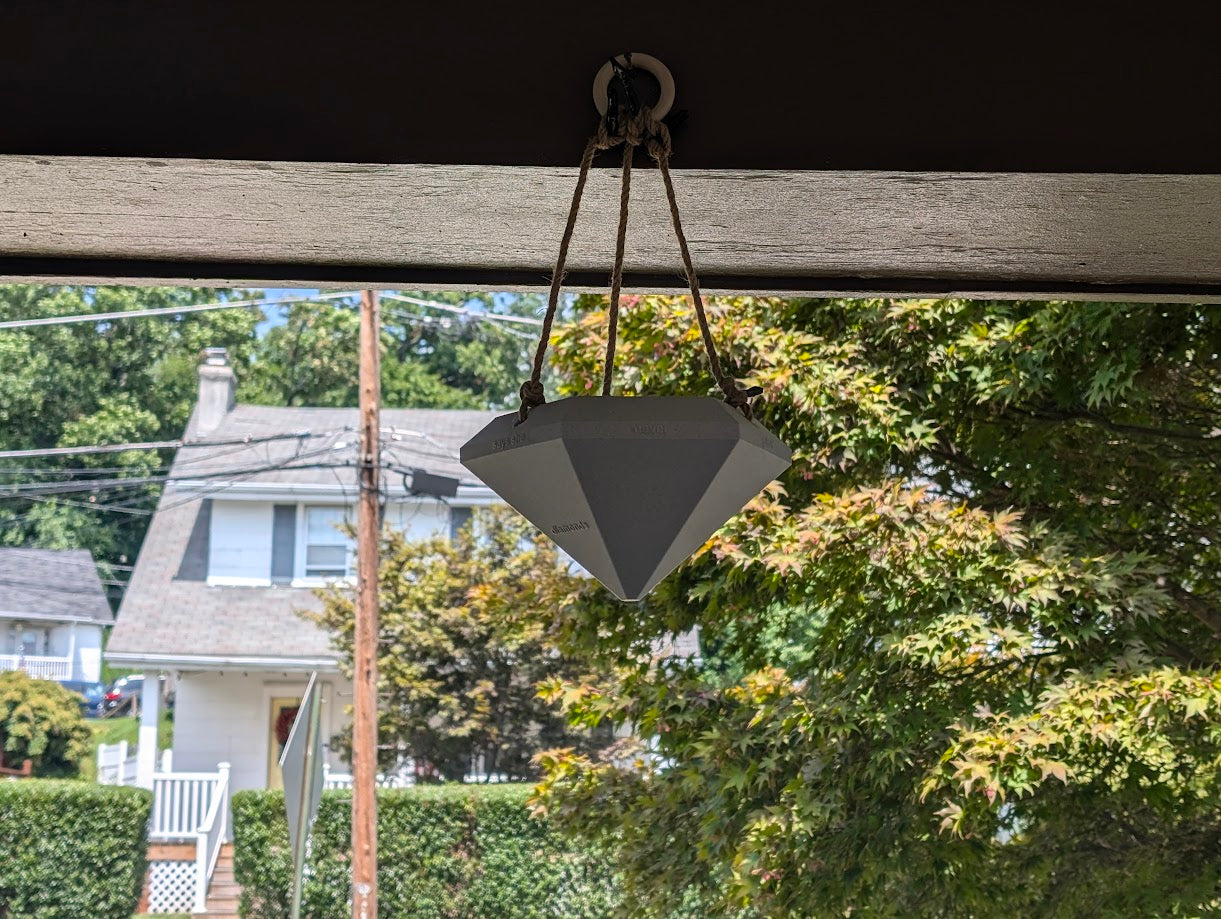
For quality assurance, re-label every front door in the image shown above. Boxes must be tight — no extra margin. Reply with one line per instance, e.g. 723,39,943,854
267,695,302,789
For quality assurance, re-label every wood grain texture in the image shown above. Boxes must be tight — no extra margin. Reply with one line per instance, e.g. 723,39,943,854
2,156,1219,299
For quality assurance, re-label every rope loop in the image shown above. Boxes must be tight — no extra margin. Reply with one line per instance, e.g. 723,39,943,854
516,93,761,423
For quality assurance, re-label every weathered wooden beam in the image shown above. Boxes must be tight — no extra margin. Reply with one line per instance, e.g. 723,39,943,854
2,156,1219,300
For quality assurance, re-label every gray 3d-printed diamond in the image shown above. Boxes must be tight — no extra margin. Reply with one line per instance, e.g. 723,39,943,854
461,396,791,601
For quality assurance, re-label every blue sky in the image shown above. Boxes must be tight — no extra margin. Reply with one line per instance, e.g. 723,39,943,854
256,287,318,334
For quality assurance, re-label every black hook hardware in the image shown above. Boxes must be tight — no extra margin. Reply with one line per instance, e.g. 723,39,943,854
605,52,640,136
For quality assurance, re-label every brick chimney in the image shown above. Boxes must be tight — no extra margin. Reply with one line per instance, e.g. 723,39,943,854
192,347,236,438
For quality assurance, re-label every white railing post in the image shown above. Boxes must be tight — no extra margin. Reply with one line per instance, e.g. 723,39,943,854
216,761,231,849
118,740,128,785
194,829,208,913
135,672,160,789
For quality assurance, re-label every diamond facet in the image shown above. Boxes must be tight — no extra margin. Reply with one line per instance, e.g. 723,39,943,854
461,396,791,601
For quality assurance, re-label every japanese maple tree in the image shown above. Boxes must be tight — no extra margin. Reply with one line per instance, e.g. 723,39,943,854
532,296,1221,918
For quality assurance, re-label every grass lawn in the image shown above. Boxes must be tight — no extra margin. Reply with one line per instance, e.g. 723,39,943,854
82,712,173,781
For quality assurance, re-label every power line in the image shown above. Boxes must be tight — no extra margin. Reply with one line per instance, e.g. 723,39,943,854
0,464,174,477
381,305,536,341
0,430,317,461
0,440,181,460
0,424,478,506
380,302,539,343
0,458,360,523
17,493,153,517
0,450,328,500
0,453,348,501
0,430,467,501
0,290,546,332
151,446,356,516
381,293,544,327
0,291,362,330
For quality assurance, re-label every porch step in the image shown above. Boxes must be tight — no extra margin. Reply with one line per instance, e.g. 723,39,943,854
193,844,240,919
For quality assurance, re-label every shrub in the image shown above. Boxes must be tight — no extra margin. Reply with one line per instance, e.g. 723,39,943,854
234,784,633,919
0,779,152,919
0,670,92,777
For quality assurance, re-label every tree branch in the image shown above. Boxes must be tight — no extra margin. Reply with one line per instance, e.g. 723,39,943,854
1015,407,1221,447
1164,582,1221,639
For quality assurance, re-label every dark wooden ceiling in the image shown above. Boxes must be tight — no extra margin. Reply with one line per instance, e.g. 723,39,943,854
3,3,1219,297
3,2,1219,173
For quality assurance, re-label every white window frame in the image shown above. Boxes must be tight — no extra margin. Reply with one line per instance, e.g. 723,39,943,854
297,504,357,584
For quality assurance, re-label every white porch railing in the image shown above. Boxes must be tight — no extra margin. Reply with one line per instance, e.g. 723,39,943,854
0,654,71,680
150,769,225,841
322,762,414,790
98,752,230,913
97,744,170,786
96,740,133,785
192,762,231,914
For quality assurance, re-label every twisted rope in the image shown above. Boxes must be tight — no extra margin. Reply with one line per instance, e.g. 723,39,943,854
602,136,634,397
518,101,758,422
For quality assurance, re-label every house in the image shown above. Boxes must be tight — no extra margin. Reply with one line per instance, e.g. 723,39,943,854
0,547,112,683
105,348,500,794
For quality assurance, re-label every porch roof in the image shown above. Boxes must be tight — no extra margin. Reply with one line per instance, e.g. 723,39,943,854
0,548,114,624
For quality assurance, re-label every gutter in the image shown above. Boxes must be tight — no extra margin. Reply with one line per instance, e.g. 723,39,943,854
0,610,114,625
104,650,342,673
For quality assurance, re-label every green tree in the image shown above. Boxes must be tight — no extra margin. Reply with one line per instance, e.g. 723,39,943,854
0,671,92,777
242,291,545,410
308,508,608,782
0,285,260,591
0,286,541,604
532,296,1221,918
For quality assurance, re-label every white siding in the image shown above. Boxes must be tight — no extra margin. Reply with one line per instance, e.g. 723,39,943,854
172,670,351,792
208,501,274,585
386,500,450,541
74,625,103,683
48,623,104,682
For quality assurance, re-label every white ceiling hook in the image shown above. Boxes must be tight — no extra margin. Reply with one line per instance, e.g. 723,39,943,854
592,53,675,122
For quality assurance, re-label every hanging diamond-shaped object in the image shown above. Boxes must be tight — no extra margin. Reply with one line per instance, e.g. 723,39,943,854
461,396,791,601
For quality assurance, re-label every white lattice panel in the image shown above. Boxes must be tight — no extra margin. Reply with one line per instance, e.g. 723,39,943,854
147,859,198,914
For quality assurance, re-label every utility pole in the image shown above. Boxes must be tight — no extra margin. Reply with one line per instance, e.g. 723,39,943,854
352,289,380,919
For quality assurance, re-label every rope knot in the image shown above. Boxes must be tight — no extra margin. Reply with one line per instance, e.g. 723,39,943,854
622,108,655,147
599,106,664,152
593,120,616,151
722,383,764,419
520,379,545,404
516,380,546,424
645,118,673,161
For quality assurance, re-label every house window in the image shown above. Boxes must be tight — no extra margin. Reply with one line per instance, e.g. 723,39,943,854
449,506,473,541
304,506,355,578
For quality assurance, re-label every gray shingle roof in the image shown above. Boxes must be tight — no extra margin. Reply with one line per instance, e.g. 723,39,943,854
0,548,114,624
170,405,495,490
107,403,500,667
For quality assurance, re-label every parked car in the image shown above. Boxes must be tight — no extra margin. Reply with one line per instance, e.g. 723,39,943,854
104,673,174,713
103,674,144,712
57,679,107,717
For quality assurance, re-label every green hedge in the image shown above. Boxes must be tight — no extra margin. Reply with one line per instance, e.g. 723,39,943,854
0,779,152,919
234,784,693,919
